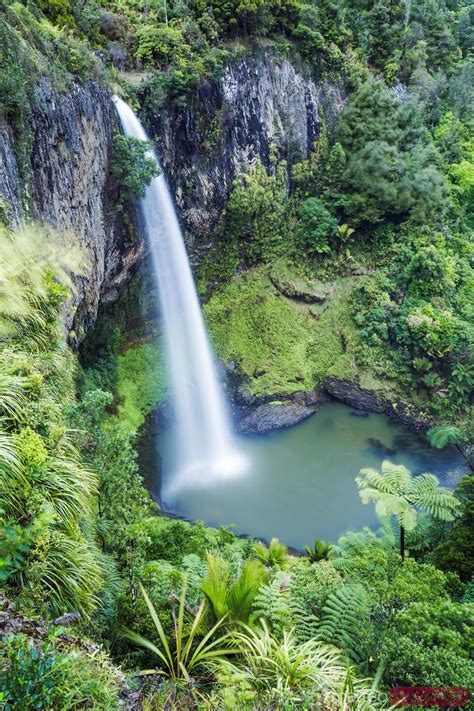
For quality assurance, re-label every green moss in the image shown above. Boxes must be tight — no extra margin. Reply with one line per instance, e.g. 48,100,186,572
114,339,166,432
205,267,364,396
308,288,360,383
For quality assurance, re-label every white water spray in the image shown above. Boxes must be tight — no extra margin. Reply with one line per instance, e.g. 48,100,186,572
113,97,246,496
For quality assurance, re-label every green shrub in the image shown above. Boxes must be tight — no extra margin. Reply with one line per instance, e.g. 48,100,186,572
0,634,120,710
141,517,211,565
382,634,474,689
111,134,160,203
394,601,474,658
433,476,474,582
217,158,293,266
37,0,77,29
296,197,338,254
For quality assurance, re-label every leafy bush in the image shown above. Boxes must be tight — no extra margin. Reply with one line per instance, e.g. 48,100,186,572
0,634,120,710
382,634,474,690
393,601,474,658
141,517,211,565
37,0,77,28
433,476,474,582
111,134,160,203
216,158,293,266
296,197,338,255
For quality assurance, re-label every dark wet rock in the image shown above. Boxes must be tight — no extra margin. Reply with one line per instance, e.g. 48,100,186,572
53,612,81,626
239,401,316,434
367,438,397,457
324,376,433,431
234,384,331,433
0,122,21,223
29,79,146,339
350,409,369,417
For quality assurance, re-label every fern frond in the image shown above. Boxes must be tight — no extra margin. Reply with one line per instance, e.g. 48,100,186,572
317,584,368,663
409,473,461,521
252,571,292,636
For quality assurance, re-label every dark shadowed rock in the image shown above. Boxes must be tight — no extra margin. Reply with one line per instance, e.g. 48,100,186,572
324,376,433,430
30,79,146,339
239,401,316,434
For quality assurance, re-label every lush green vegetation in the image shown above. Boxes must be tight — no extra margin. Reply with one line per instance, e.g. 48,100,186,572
0,0,473,707
205,266,362,396
111,134,160,204
0,223,472,707
201,75,473,435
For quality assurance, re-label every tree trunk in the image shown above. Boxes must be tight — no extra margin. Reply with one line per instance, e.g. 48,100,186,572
400,525,405,560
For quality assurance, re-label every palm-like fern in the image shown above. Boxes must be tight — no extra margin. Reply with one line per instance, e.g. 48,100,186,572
304,538,333,562
0,371,26,421
427,425,472,471
253,537,289,569
201,553,267,625
427,425,462,449
214,619,384,709
0,445,97,529
356,460,461,558
0,225,103,616
0,224,83,348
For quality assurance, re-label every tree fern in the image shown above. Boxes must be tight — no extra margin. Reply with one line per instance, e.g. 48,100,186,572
409,472,461,521
356,460,461,558
317,584,368,663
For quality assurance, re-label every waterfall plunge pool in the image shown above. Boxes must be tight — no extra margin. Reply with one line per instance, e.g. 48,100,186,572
146,402,467,550
112,99,467,550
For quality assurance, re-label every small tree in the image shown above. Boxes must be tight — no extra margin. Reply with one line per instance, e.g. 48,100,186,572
111,134,160,203
296,197,338,255
356,460,461,559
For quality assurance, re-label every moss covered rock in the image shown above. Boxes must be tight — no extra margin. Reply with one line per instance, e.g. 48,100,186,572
205,266,363,398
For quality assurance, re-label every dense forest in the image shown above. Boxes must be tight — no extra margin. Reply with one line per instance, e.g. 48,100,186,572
0,0,473,708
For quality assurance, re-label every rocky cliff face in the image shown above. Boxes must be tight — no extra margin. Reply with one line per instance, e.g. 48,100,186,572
0,52,344,337
150,52,345,257
0,78,144,340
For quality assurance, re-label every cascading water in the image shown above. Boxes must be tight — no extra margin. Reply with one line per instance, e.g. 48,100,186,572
113,97,246,496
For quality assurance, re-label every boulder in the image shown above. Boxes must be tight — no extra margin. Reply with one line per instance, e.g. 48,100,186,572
239,401,316,434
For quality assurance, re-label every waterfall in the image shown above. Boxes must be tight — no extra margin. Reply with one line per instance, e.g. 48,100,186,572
113,97,245,496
